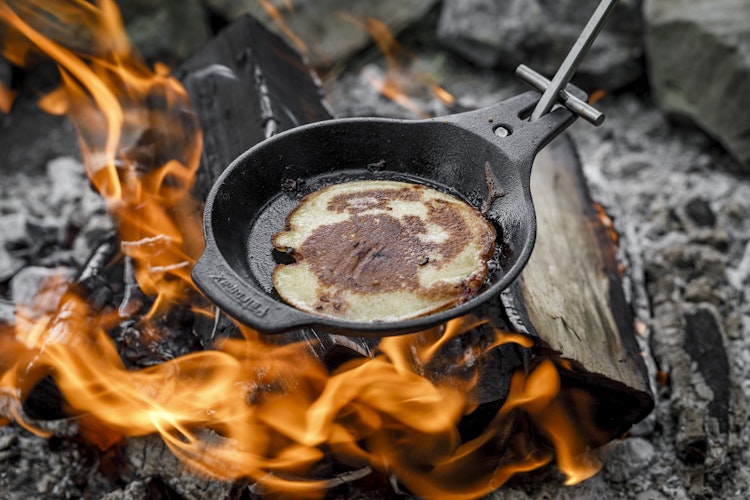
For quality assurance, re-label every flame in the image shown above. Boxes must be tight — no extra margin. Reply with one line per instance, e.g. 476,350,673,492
0,80,14,113
338,13,454,117
257,0,307,55
0,1,610,497
589,89,607,105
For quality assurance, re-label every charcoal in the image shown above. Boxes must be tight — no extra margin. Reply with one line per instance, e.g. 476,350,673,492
21,375,67,421
114,305,205,369
71,214,116,266
0,213,31,253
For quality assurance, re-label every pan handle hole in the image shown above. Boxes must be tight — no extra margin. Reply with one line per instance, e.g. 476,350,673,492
493,125,512,138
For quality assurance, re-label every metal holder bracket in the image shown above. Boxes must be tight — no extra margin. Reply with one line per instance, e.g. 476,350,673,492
515,0,618,126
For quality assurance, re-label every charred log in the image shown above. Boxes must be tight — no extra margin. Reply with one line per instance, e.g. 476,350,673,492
177,14,332,204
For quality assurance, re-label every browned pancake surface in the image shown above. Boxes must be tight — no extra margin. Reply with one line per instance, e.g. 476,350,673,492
272,180,496,322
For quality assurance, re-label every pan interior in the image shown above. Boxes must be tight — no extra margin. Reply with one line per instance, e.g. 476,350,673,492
208,118,535,319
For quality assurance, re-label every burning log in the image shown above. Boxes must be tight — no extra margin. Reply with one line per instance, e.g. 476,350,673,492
504,137,654,435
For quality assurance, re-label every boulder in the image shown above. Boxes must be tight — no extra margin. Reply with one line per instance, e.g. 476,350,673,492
203,0,438,69
119,0,212,63
436,0,645,90
643,0,750,169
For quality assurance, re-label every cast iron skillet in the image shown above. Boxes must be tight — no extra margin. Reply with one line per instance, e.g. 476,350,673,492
192,91,578,336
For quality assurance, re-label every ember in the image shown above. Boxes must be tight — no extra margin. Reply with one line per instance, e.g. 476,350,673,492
0,0,667,498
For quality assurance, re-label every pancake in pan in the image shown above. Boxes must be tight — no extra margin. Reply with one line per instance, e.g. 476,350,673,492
271,180,496,322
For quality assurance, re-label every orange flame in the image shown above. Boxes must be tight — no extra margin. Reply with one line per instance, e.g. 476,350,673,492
338,14,454,117
257,0,307,55
1,0,203,316
0,80,14,113
0,1,608,496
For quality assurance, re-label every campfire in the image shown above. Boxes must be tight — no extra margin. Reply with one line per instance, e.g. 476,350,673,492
0,1,663,498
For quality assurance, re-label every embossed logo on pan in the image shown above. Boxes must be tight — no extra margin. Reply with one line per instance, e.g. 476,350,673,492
210,274,269,317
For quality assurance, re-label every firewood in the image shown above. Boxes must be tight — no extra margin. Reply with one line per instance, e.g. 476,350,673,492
176,14,331,204
503,136,654,438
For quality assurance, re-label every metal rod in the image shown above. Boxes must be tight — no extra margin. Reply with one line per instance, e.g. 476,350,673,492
516,65,604,126
530,0,618,121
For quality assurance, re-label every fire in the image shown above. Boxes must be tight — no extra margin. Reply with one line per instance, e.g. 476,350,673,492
0,80,13,113
0,1,609,497
257,0,307,55
338,13,454,117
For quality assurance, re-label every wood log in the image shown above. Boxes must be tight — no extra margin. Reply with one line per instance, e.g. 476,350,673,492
503,136,654,438
176,14,332,203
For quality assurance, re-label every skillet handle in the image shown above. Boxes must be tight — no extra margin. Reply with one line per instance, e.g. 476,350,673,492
444,90,577,176
192,243,312,334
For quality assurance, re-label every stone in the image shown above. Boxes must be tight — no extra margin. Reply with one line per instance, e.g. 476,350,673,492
119,0,212,64
643,0,750,168
436,0,645,90
203,0,439,69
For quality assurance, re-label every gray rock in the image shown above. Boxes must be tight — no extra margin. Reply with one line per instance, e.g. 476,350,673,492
644,0,750,168
436,0,645,90
120,0,212,63
203,0,438,68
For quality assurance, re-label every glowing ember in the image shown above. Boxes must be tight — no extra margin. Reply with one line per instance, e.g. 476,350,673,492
0,1,608,496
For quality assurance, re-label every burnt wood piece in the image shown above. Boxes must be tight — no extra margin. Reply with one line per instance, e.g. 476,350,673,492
177,14,332,204
503,135,654,438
